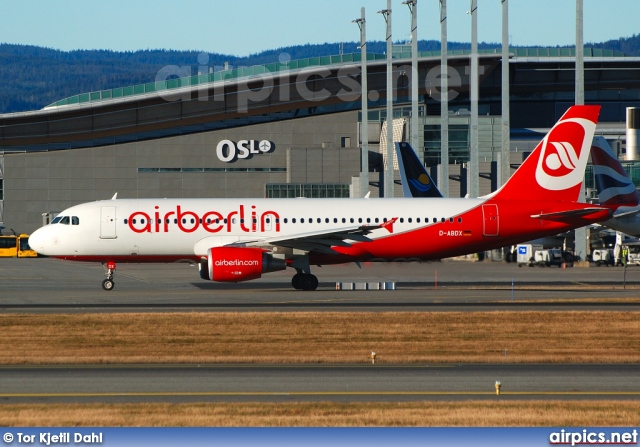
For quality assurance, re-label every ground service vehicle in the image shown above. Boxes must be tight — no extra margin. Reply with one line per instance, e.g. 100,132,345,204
534,248,564,267
0,233,38,257
592,248,614,266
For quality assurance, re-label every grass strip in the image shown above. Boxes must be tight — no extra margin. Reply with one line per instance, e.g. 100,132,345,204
1,311,638,364
1,401,639,426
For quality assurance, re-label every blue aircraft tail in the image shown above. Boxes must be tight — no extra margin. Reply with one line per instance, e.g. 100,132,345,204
591,136,640,207
395,142,443,198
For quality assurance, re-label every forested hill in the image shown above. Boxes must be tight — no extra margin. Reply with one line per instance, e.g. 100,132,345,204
1,34,639,114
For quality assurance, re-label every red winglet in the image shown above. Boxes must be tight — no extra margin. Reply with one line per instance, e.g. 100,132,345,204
381,217,398,233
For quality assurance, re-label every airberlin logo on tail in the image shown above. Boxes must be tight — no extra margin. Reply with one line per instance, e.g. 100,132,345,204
536,117,595,191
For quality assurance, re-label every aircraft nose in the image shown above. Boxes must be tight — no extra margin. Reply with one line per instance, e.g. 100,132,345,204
29,226,50,254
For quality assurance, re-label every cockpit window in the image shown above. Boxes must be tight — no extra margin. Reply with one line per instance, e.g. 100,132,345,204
51,215,79,225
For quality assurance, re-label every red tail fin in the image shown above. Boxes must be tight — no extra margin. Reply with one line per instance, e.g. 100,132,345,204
490,105,600,202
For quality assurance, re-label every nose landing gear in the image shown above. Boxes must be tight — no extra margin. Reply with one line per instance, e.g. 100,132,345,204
102,260,116,291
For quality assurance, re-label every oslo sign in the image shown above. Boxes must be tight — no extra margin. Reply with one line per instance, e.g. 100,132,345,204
216,140,275,163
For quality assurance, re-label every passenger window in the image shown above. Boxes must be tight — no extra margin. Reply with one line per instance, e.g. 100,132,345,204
433,218,437,223
301,218,305,223
342,218,346,223
408,218,412,223
441,218,445,223
350,218,355,223
458,217,462,223
375,218,379,223
400,218,404,223
449,218,454,223
292,218,297,223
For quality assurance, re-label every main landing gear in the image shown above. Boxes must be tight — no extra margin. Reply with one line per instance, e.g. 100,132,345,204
102,261,116,291
291,271,318,291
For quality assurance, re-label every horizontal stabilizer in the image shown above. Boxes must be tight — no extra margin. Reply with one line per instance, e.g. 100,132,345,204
612,208,640,219
531,207,611,222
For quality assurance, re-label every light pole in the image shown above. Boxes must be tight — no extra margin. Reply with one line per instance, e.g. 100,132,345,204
500,0,510,189
469,0,479,198
352,8,369,198
402,0,419,156
440,0,449,197
378,1,393,198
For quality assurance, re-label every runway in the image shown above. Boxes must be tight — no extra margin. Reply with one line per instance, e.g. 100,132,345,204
1,258,638,407
1,364,638,403
1,258,639,312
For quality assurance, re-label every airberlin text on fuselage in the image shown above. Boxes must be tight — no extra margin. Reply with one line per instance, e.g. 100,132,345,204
127,205,280,234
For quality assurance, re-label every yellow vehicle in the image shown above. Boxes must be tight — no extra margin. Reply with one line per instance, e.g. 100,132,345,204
0,233,38,257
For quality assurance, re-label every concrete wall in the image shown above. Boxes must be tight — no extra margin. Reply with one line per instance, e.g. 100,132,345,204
3,111,361,233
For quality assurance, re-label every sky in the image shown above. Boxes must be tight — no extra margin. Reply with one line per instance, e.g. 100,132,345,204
1,0,639,56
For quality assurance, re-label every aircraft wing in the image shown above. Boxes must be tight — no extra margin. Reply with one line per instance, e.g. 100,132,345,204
530,207,611,222
260,219,397,254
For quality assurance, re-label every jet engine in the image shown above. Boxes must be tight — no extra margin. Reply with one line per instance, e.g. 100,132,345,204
198,247,286,282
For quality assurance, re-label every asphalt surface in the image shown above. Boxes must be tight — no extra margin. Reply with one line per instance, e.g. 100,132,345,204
1,364,638,403
1,257,639,312
0,257,638,405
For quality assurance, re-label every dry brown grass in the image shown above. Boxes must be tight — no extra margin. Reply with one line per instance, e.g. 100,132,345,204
0,311,638,364
1,401,639,426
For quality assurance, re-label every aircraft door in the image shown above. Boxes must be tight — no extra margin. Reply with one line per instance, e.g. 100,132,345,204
100,206,117,239
482,204,499,237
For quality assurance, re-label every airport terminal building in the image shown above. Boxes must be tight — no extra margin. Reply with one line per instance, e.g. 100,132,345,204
2,47,640,233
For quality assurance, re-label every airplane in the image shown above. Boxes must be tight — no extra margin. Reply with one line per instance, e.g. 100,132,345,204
29,105,611,291
590,135,640,236
394,142,443,198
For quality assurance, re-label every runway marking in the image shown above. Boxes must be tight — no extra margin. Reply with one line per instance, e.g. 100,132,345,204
2,391,639,398
0,364,457,370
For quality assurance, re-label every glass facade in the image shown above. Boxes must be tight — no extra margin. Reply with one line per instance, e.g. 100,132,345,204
138,167,286,173
266,184,349,198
